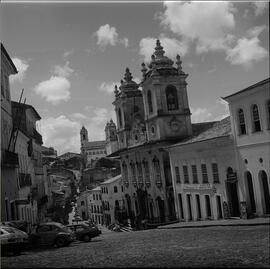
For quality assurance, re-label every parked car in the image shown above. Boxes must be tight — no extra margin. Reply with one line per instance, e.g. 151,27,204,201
67,223,101,242
2,220,29,233
1,225,29,255
29,222,75,248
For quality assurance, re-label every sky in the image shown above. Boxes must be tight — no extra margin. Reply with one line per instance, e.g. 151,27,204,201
1,1,269,155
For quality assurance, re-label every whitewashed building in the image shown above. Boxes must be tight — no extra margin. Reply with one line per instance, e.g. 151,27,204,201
223,78,270,217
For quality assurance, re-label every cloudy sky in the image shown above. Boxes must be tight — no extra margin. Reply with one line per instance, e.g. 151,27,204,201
1,1,269,155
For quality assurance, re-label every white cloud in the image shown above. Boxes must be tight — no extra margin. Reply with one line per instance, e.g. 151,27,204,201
95,24,129,49
53,61,74,78
10,58,29,83
160,1,235,53
252,1,268,16
226,36,268,67
70,113,87,120
85,107,116,141
247,25,267,38
63,49,74,58
191,107,213,123
40,115,81,155
99,81,119,94
34,76,71,105
139,36,188,62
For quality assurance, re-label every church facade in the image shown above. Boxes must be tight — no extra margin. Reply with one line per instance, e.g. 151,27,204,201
108,40,195,224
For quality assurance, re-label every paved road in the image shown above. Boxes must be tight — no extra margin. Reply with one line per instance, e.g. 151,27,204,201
1,226,269,268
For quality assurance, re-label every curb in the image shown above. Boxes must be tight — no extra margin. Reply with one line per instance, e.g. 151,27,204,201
157,222,270,229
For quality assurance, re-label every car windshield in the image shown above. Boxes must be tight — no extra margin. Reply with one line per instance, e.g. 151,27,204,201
58,224,72,233
2,227,15,233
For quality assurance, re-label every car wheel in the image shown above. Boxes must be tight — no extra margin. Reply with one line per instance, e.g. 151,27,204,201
83,234,91,242
55,237,67,248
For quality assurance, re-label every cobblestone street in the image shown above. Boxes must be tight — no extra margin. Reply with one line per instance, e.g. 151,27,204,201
2,226,269,268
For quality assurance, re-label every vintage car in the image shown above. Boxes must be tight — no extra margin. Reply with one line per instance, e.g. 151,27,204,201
29,222,75,248
67,222,101,242
1,225,29,255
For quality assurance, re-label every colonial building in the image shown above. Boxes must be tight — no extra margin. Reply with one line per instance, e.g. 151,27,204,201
80,126,106,167
167,78,270,222
167,117,238,221
109,40,193,224
88,186,103,225
1,43,19,222
223,78,270,217
100,175,125,226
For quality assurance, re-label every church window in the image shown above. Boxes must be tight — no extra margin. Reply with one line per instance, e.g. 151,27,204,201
166,85,179,111
183,165,189,183
175,166,181,184
252,104,261,132
238,109,246,135
212,163,220,183
151,126,155,135
147,90,153,113
114,186,118,193
201,164,208,183
118,108,123,127
153,157,161,182
191,165,198,184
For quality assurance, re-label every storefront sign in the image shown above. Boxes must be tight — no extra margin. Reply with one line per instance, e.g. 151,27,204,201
183,183,216,194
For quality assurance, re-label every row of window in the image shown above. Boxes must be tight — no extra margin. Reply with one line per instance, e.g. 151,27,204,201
237,101,270,135
93,193,102,200
175,163,220,184
91,204,102,213
86,150,106,156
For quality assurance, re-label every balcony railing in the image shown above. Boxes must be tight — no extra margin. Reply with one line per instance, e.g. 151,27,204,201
1,150,19,167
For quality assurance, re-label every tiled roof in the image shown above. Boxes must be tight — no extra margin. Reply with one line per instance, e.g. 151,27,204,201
84,140,106,149
223,77,270,100
170,116,231,148
100,174,121,185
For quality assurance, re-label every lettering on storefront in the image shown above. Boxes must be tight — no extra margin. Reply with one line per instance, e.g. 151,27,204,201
183,183,217,194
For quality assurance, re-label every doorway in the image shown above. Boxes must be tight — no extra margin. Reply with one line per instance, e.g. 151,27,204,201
186,194,193,221
216,196,223,219
245,171,256,213
259,170,270,214
195,194,202,220
226,168,240,217
157,197,165,223
205,195,212,219
178,193,184,220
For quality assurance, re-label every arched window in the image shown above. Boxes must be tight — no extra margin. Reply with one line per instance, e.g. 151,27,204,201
252,104,261,132
147,90,153,113
166,85,179,111
238,109,246,135
118,108,123,127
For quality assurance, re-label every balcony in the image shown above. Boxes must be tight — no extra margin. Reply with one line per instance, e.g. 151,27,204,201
1,150,19,167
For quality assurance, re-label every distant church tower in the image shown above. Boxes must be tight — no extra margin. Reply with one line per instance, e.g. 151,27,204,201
141,40,192,141
80,126,88,153
105,119,118,155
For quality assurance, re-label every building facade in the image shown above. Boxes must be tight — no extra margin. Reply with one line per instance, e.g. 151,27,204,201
1,43,19,222
223,78,270,217
80,126,106,167
100,175,125,226
109,40,194,224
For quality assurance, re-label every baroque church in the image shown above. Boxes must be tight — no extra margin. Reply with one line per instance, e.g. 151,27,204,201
107,40,198,224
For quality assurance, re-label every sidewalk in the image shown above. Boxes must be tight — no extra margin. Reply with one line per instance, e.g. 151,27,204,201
157,217,270,229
